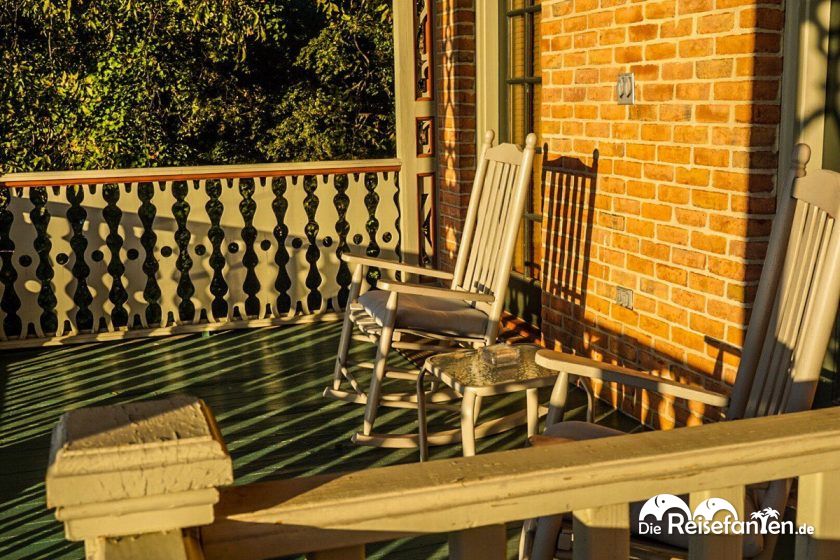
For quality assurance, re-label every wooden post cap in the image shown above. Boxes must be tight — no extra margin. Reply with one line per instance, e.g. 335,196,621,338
46,396,233,541
792,143,812,178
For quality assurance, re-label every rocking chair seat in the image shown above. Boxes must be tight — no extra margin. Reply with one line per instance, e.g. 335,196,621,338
358,289,489,338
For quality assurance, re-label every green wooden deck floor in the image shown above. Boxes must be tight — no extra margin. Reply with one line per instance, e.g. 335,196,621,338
0,323,635,559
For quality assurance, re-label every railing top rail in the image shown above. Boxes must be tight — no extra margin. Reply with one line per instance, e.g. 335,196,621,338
0,158,402,188
207,407,840,541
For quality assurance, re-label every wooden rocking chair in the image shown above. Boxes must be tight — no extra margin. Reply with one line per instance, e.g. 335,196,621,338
324,131,537,447
520,144,840,560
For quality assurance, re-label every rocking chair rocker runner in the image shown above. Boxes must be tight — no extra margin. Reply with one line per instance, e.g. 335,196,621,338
324,130,538,447
520,144,840,560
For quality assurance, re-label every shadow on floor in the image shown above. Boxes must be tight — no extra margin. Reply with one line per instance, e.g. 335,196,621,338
0,323,634,559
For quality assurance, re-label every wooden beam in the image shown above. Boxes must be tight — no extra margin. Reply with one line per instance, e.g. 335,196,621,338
200,408,840,558
0,159,401,188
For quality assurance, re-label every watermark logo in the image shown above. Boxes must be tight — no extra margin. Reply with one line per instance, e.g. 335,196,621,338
637,494,814,537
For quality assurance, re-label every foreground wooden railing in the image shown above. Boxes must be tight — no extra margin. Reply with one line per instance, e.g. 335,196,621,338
0,159,402,347
46,398,840,560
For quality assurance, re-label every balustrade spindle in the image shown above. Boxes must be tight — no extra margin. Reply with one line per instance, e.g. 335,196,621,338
0,186,21,338
138,182,162,326
571,505,630,560
303,175,323,313
206,179,228,320
796,469,840,559
272,176,292,316
30,186,57,335
688,487,745,560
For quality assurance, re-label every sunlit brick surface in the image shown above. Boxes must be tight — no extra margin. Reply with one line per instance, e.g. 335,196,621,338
539,0,784,428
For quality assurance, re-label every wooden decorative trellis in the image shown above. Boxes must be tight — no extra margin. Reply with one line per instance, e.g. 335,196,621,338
393,0,437,269
414,0,437,266
0,161,400,346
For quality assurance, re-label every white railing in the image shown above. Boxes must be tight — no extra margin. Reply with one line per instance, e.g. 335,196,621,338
0,159,402,347
46,400,840,559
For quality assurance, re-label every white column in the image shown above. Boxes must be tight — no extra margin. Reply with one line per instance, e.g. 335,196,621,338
392,0,423,266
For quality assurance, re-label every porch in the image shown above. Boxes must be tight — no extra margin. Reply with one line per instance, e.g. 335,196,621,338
1,0,839,557
0,323,638,559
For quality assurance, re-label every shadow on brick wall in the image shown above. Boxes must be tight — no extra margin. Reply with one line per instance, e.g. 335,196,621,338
541,147,599,350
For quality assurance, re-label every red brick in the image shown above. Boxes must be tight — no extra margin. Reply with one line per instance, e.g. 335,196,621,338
675,208,707,227
698,13,735,34
689,273,726,296
691,231,728,253
694,148,730,167
679,38,714,58
696,59,733,79
690,313,725,339
695,105,730,123
657,225,689,245
717,33,781,55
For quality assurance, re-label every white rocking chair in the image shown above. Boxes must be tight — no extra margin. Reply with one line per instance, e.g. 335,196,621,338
324,131,537,447
520,144,840,560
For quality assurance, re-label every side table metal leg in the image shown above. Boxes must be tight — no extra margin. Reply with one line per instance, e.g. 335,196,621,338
460,390,478,457
526,388,539,438
417,369,429,462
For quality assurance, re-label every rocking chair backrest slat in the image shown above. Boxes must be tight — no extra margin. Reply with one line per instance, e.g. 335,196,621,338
464,160,508,294
469,159,514,295
451,131,496,291
451,132,537,335
476,162,517,294
728,145,840,420
753,205,829,417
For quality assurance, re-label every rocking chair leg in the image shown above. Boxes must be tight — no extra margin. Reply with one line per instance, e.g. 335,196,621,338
332,265,364,391
546,372,569,427
332,312,355,391
362,291,398,436
530,515,565,560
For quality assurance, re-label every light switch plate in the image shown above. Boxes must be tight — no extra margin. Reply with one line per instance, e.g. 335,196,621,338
616,286,634,310
617,73,635,106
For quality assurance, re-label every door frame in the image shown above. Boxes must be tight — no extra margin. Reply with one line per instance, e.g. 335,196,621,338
476,0,544,327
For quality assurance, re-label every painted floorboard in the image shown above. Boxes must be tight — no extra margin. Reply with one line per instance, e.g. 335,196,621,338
0,323,631,559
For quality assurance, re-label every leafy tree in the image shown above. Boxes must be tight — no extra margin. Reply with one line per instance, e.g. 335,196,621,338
0,0,394,173
261,0,394,161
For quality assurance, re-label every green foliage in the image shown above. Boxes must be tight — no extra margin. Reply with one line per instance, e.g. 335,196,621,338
0,0,394,172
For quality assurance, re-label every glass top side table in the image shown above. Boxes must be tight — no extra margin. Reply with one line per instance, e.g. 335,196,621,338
417,344,568,461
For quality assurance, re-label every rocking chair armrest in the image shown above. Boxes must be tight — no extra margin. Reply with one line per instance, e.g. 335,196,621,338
535,349,730,408
376,280,496,303
341,252,454,280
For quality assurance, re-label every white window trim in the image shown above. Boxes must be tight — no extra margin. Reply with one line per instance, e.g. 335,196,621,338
779,0,833,180
476,0,503,151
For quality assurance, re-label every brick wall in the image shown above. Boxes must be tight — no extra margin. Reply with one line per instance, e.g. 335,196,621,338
434,0,477,271
539,0,785,428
